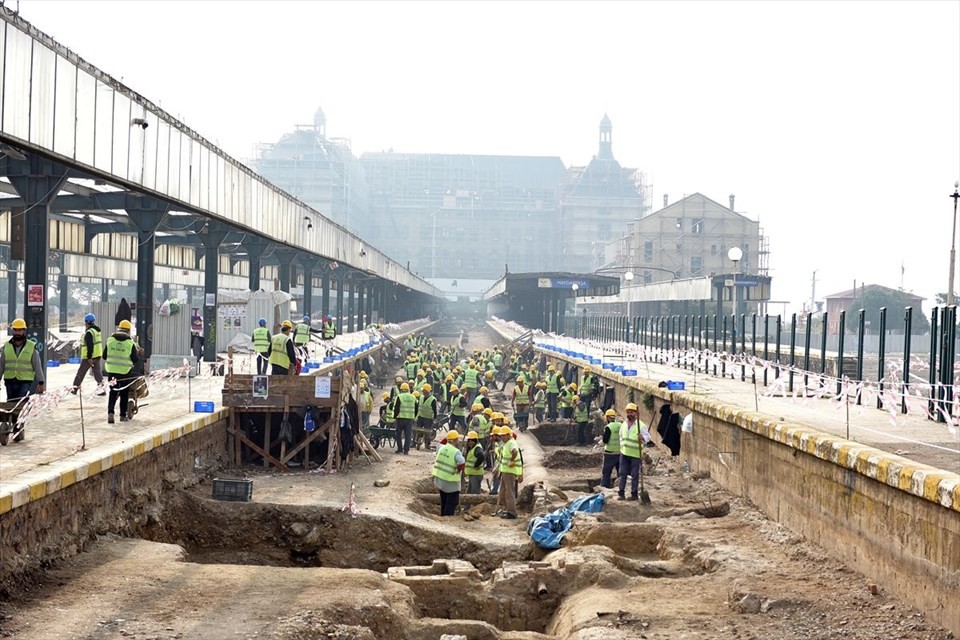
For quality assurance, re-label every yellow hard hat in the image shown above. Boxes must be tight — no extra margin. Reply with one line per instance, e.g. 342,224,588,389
417,370,425,377
516,376,524,382
492,412,504,422
479,386,489,394
446,430,460,440
10,318,26,329
483,408,493,416
396,375,404,383
625,402,639,412
548,365,556,372
604,409,617,418
400,383,410,392
584,365,592,373
382,392,391,401
450,385,459,393
413,391,421,398
466,431,480,440
573,395,580,402
471,403,483,412
445,375,454,382
421,383,433,392
485,371,494,380
569,382,578,391
281,320,293,329
536,381,546,388
118,319,133,331
359,371,368,378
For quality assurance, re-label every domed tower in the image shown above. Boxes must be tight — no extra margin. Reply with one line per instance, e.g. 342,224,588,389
598,113,613,160
313,105,326,137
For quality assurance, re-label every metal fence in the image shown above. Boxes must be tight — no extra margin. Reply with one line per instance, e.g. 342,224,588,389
566,306,960,423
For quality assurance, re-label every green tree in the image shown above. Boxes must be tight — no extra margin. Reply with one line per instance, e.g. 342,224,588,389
845,288,930,334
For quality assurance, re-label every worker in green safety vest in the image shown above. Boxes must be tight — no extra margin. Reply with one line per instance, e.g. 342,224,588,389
104,319,140,424
0,318,46,415
574,395,590,445
393,382,417,454
267,321,297,376
252,318,271,375
600,409,622,488
618,402,652,500
433,430,465,516
497,427,523,519
463,430,485,495
72,313,105,395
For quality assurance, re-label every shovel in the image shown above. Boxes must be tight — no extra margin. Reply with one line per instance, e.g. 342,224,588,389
639,456,651,504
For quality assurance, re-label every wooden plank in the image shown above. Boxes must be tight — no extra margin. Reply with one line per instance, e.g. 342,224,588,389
227,426,290,472
223,375,341,394
221,394,338,410
263,421,271,468
355,431,382,463
280,415,334,464
279,395,289,466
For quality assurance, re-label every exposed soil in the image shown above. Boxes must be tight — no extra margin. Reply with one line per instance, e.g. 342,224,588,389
0,328,954,640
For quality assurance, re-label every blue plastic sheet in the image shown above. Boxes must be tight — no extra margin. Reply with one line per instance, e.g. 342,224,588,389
527,493,605,550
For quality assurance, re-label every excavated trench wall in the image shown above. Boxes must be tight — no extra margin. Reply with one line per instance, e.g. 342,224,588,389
489,325,960,636
0,412,229,593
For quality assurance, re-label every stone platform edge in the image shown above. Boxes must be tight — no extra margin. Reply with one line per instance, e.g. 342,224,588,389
0,408,229,516
485,321,960,514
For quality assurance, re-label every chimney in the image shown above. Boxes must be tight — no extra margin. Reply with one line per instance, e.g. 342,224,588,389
729,194,736,210
663,194,669,208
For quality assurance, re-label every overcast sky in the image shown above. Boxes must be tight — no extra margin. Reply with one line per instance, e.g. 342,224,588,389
14,0,960,315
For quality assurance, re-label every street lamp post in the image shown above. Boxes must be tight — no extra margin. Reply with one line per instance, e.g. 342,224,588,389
623,271,634,317
727,247,743,353
949,181,960,306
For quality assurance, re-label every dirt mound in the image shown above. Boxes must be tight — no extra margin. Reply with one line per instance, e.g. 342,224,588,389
543,449,603,469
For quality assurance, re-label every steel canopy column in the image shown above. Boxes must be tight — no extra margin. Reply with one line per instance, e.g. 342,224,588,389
242,238,267,291
128,209,167,361
201,223,229,363
335,274,345,333
346,277,356,332
356,283,366,327
557,294,566,335
7,249,18,326
8,160,68,371
321,271,331,318
276,250,297,294
58,271,68,331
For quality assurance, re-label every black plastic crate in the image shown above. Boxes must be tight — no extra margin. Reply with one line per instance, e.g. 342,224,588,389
212,478,253,502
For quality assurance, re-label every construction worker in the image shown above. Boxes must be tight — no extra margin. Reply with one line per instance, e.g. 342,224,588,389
488,424,505,496
574,394,590,446
448,385,468,432
618,402,652,500
545,365,564,420
393,382,417,454
267,320,297,376
379,392,395,429
580,365,597,413
533,382,546,425
559,382,576,419
512,376,533,432
601,409,622,488
359,376,373,430
104,319,140,424
462,361,480,405
498,425,523,519
464,431,485,495
433,430,465,516
294,315,320,361
476,384,492,410
72,313,105,395
252,318,271,375
390,375,404,401
322,316,337,341
0,319,45,416
417,382,438,449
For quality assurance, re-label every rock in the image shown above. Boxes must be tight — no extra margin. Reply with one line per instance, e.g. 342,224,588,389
735,593,762,614
439,635,468,640
374,479,391,488
289,522,311,537
866,582,878,595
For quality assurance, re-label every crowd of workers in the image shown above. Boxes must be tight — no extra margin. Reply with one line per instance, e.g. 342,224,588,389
253,315,339,375
372,334,656,520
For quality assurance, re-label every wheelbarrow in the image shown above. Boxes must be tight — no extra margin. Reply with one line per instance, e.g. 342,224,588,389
126,375,149,418
0,399,26,446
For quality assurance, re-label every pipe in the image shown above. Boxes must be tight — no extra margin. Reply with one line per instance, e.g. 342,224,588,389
537,581,548,597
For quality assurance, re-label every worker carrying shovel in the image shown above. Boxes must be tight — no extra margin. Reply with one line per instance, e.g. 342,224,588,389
617,402,653,503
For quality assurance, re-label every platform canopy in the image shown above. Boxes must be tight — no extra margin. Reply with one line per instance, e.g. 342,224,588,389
483,272,619,333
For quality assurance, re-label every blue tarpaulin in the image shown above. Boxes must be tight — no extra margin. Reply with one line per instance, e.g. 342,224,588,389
526,493,605,549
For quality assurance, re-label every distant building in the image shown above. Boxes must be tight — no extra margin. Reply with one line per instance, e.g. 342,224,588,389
253,106,369,234
823,284,924,333
559,115,650,272
604,192,767,284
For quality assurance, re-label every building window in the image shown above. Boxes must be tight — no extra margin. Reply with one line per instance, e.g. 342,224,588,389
675,242,682,253
643,241,653,262
711,244,717,256
692,218,704,234
691,256,703,276
643,271,652,284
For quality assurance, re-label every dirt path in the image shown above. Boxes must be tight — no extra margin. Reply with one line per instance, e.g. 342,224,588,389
0,327,953,640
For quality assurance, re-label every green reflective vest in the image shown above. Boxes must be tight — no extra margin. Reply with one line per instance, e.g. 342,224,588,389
620,421,642,458
252,327,270,353
473,415,490,439
396,392,416,419
514,384,531,405
323,322,336,339
465,444,485,476
86,327,103,359
104,337,134,375
269,333,291,369
3,340,35,381
464,368,479,389
493,353,503,367
451,393,467,417
294,322,310,345
581,374,595,394
432,443,461,482
360,389,373,413
547,373,559,393
499,438,522,476
383,399,396,424
534,389,546,409
417,394,436,420
405,361,419,379
574,403,589,423
604,421,622,454
559,390,573,408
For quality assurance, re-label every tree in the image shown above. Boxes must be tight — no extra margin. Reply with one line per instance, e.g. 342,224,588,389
845,288,930,334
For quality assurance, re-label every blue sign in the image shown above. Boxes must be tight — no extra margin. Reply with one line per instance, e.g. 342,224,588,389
735,277,761,287
540,278,590,289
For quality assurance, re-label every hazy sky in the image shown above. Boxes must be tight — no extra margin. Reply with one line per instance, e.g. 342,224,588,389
14,0,960,314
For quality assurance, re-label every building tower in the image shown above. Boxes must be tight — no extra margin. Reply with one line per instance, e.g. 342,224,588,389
313,105,326,137
598,113,613,160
